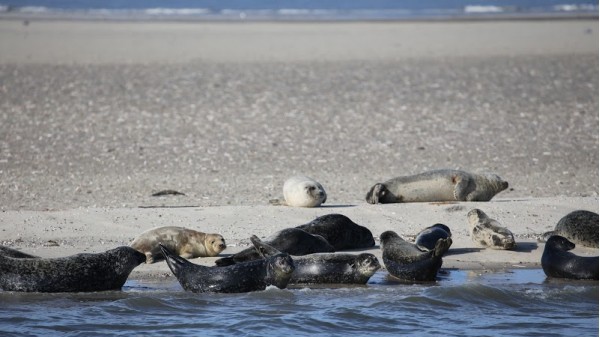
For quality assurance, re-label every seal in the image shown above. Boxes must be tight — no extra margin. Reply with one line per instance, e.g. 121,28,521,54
295,214,375,250
379,230,452,282
542,210,598,248
270,175,327,207
251,235,381,285
215,228,334,266
365,169,508,204
415,223,452,251
0,246,146,292
0,245,39,259
130,226,226,264
160,243,295,293
541,235,598,280
467,209,516,250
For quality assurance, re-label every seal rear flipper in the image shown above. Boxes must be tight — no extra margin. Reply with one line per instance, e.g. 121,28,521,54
214,256,235,267
159,243,191,276
269,198,287,206
250,235,281,258
433,238,452,257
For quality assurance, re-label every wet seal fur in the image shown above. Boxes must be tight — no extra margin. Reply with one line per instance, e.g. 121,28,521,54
366,169,508,204
270,175,327,207
0,246,146,292
541,235,598,280
160,243,295,293
542,210,598,248
251,235,380,285
215,228,334,266
380,231,452,282
415,224,453,251
130,226,226,264
295,214,375,250
467,209,516,250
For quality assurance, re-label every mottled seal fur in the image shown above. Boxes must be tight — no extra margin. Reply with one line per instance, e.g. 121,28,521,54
271,175,327,207
467,209,516,250
160,244,294,293
414,224,453,251
251,235,380,285
366,169,508,204
542,210,598,248
541,235,598,280
379,231,452,282
0,246,146,292
295,214,375,250
130,226,226,263
214,228,334,266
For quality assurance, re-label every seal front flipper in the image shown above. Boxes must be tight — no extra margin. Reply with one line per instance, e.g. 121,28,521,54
160,243,191,277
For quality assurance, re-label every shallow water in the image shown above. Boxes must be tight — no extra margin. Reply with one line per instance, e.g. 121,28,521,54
0,269,597,337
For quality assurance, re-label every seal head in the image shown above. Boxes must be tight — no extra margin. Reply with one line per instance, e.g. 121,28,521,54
541,235,598,280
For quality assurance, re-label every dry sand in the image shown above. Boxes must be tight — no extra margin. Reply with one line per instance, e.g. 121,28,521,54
0,19,597,280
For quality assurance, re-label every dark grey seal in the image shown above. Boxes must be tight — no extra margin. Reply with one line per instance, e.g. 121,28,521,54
366,169,508,204
542,210,598,248
250,235,380,285
380,230,452,282
214,228,334,266
0,246,146,292
414,224,452,251
541,235,598,280
295,214,375,250
160,243,294,293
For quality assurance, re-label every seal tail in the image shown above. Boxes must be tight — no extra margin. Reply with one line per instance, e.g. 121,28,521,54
159,243,191,277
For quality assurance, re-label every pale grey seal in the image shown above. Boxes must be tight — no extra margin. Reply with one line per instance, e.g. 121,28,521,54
130,226,226,264
379,231,452,282
414,223,452,251
366,169,508,204
160,243,295,293
541,235,598,280
467,209,516,250
0,246,146,292
295,214,375,250
270,175,327,207
542,210,598,248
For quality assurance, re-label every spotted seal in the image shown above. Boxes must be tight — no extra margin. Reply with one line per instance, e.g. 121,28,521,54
270,175,327,207
215,228,334,266
541,235,598,280
379,231,452,282
0,246,146,292
250,235,380,285
467,209,516,250
366,169,508,204
542,210,598,248
295,214,375,250
160,243,295,293
414,223,453,251
130,226,226,264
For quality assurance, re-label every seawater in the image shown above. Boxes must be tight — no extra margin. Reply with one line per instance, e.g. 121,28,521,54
0,269,597,337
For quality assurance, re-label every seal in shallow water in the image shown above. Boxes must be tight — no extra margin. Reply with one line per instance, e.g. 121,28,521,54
160,243,295,293
295,214,375,250
365,169,508,204
542,210,598,248
130,226,226,264
379,230,451,282
214,228,334,266
541,235,598,280
414,223,453,251
251,235,380,285
467,209,516,250
270,175,327,207
0,246,146,292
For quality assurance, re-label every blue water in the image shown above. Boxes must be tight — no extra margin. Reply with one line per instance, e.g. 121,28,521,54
0,0,597,20
0,269,597,336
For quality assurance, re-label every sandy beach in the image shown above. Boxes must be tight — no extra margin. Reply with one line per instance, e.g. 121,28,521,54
0,19,598,280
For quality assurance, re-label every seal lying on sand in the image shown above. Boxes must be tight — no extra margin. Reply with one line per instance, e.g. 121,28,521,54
130,226,226,264
270,175,327,207
0,245,39,259
542,210,598,248
160,244,295,293
0,247,146,292
415,224,452,251
379,231,452,282
295,214,375,250
541,235,598,280
467,209,516,250
365,169,508,204
215,228,334,266
251,235,380,285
